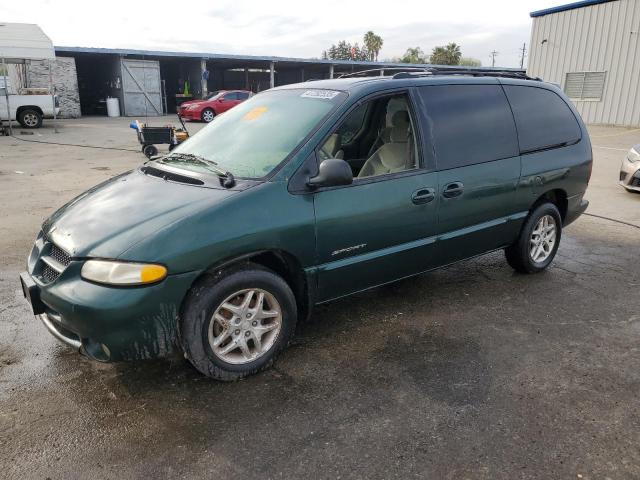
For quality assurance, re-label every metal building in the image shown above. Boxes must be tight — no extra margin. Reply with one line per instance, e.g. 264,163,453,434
528,0,640,126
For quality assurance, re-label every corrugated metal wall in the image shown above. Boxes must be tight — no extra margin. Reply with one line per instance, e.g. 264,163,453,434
528,0,640,126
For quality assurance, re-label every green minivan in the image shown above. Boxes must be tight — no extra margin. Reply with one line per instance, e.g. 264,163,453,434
20,70,591,380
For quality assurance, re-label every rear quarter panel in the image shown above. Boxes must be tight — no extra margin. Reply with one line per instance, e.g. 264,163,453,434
500,79,592,207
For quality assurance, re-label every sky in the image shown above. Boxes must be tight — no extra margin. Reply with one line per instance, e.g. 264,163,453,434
1,0,564,67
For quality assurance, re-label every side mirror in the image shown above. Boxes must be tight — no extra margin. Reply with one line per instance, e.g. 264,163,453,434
307,159,353,188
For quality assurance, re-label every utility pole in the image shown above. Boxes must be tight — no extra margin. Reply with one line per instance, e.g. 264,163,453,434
519,43,527,69
490,50,499,67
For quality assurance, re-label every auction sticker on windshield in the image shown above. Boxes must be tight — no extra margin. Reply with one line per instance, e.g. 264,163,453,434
300,90,340,100
243,106,268,121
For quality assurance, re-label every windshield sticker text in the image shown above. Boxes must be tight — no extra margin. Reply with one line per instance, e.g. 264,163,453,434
301,90,340,100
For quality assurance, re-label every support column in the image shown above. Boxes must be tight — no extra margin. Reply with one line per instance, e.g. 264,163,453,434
200,59,208,98
244,68,249,90
329,64,334,79
48,59,58,133
380,69,385,76
2,57,11,135
269,62,275,88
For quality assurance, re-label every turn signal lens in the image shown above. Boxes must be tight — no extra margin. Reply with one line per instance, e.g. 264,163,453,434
81,260,167,286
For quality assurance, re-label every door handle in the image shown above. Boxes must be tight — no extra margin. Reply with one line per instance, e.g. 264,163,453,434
411,188,436,205
442,181,464,198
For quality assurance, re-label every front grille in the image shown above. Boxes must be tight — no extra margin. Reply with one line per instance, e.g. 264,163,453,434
42,263,61,283
631,176,640,187
33,231,73,284
50,244,71,267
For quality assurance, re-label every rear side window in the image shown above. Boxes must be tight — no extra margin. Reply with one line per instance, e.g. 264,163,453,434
418,85,518,170
503,85,581,154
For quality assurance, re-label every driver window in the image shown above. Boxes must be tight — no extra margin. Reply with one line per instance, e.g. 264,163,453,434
319,93,418,179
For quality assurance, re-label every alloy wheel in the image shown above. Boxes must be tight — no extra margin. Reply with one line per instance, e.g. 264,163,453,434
208,288,282,364
529,214,557,263
202,110,215,122
23,113,39,127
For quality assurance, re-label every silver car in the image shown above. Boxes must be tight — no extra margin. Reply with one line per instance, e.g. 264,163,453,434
620,144,640,193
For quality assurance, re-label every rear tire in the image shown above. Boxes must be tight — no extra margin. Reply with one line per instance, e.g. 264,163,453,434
505,202,562,274
17,109,43,128
179,264,297,381
201,108,215,123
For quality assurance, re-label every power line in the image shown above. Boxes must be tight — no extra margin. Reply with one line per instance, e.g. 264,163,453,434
489,50,499,67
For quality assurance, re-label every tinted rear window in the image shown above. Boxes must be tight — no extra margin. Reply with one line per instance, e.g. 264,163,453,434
418,85,519,170
503,85,581,154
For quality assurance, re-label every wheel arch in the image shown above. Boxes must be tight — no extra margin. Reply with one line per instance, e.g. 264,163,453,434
16,105,44,117
185,249,312,325
532,189,568,223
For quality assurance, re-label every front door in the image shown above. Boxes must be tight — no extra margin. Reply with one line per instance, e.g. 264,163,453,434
314,172,439,301
312,90,439,302
218,92,239,112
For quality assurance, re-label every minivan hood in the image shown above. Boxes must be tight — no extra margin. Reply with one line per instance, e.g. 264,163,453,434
43,169,237,259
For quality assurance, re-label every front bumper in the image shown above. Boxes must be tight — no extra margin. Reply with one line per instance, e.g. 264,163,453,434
20,265,201,362
177,109,200,120
619,157,640,192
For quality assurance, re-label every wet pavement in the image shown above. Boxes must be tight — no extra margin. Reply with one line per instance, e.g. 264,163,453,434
1,118,639,479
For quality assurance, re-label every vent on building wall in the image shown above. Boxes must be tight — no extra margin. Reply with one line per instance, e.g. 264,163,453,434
564,72,606,100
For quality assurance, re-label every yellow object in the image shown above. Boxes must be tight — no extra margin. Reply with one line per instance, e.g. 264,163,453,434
140,264,167,283
243,106,268,121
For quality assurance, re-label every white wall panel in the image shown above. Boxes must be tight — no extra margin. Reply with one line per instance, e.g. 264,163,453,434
528,0,640,126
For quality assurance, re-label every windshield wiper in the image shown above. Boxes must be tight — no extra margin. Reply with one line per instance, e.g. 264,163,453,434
161,152,236,188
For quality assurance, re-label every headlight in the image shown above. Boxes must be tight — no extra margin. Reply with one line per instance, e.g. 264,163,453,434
81,260,167,286
628,147,640,163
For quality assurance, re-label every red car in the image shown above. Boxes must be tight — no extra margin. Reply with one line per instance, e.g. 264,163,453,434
177,90,253,122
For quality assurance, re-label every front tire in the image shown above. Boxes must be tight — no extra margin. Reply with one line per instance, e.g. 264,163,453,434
201,108,215,123
179,264,297,381
18,109,43,128
505,202,562,274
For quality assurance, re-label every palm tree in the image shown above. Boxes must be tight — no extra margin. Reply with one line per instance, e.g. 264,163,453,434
445,43,462,64
364,31,384,61
430,43,462,65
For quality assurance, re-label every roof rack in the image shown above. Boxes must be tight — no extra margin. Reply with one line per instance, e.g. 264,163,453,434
337,66,540,81
392,67,541,81
338,67,428,78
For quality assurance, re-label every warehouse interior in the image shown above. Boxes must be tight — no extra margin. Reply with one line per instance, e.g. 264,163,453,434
52,47,417,117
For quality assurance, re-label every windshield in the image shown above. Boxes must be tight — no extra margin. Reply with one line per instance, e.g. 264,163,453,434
165,88,347,178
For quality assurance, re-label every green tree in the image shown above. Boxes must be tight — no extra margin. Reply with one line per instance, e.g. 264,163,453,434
324,40,369,61
459,57,482,67
398,47,428,64
363,31,384,61
430,42,462,65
